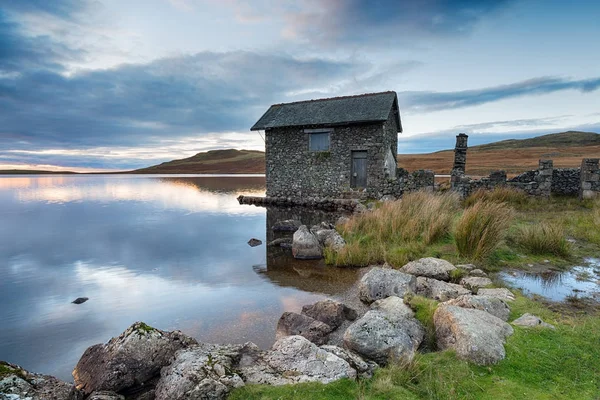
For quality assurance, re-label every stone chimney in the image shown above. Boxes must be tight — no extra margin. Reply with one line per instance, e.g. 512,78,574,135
452,133,468,174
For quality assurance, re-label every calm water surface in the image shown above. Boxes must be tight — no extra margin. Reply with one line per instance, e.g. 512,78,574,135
0,175,357,381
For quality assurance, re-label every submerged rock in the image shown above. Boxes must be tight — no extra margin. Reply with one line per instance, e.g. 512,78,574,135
343,296,424,365
291,225,323,260
267,237,292,248
0,361,82,400
301,299,357,330
416,277,471,301
72,297,89,304
276,312,333,345
444,294,510,321
247,238,262,247
400,257,457,281
512,313,555,329
434,305,513,365
272,219,302,232
73,322,198,395
358,267,416,303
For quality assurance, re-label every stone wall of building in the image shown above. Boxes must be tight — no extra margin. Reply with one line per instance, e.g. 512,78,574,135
580,158,600,199
380,168,434,198
552,168,580,196
265,112,398,199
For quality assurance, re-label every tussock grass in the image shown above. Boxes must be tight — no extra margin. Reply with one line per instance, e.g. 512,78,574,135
404,294,438,351
514,222,571,257
464,186,528,208
327,192,460,267
454,200,514,260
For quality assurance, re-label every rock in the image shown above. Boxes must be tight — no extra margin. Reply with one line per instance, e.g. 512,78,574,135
272,219,302,232
380,195,396,202
434,305,513,365
72,297,89,304
267,237,292,249
73,322,198,395
301,300,357,329
512,313,555,329
460,276,493,292
353,203,367,214
358,267,416,304
469,269,488,277
336,216,350,226
343,296,424,365
0,361,83,400
88,391,125,400
444,294,510,321
291,225,322,260
320,345,378,378
416,277,471,301
276,312,333,345
311,228,346,252
154,343,245,400
247,238,262,247
400,257,457,281
265,336,357,384
456,264,476,272
478,288,516,302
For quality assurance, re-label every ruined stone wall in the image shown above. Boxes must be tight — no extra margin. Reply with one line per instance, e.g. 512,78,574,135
265,113,397,199
381,168,435,198
509,166,580,196
580,158,600,199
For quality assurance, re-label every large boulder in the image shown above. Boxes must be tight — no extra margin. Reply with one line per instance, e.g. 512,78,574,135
400,257,457,281
343,296,424,365
73,322,198,395
301,300,357,329
416,277,471,301
312,228,346,252
434,305,514,365
358,267,416,303
478,288,516,302
460,277,493,292
0,361,83,400
292,225,323,260
320,345,378,379
444,294,510,321
512,313,555,329
276,312,333,345
154,343,245,400
272,219,302,232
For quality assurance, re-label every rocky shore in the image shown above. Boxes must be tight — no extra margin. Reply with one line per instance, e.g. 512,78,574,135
1,255,556,400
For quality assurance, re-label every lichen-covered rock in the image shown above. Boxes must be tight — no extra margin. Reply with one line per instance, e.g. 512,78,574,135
434,305,513,365
88,391,125,400
512,313,555,329
154,343,245,400
444,294,510,321
358,267,416,303
320,345,378,378
272,219,302,232
343,297,424,365
73,322,198,395
416,277,471,301
301,300,357,329
477,288,516,302
460,276,493,292
400,257,457,281
0,361,83,400
469,269,488,277
292,225,323,260
276,312,333,345
456,264,476,272
265,336,357,384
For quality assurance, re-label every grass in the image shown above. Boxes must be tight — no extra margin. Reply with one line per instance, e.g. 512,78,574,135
454,200,515,260
512,222,571,257
464,187,528,208
230,294,600,399
404,294,439,351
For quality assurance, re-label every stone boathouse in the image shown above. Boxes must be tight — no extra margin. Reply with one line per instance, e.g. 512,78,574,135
251,91,402,199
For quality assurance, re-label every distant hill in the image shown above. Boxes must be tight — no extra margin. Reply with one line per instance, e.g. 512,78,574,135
132,149,266,174
398,130,600,176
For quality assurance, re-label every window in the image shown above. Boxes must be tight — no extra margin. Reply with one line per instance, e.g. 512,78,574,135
307,130,331,152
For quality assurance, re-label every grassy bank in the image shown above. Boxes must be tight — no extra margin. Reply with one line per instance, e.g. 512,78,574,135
230,294,600,399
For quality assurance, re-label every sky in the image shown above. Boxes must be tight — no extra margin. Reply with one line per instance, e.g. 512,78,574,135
0,0,599,171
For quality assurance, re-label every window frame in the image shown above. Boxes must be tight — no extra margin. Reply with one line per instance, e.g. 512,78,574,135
305,128,332,152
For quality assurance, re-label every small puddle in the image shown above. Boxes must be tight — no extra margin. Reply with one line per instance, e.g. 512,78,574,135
499,258,600,302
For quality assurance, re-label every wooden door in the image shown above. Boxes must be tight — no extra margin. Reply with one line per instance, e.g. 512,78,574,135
351,151,367,188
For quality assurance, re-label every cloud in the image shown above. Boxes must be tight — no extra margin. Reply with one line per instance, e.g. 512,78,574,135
280,0,514,46
400,76,600,113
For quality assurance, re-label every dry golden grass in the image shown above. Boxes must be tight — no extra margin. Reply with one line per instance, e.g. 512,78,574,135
464,186,529,208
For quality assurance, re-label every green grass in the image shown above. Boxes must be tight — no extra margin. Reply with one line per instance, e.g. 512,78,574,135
230,295,600,399
512,222,571,257
404,294,439,351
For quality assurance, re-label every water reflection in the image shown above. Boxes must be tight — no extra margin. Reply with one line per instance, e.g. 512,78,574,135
0,175,358,382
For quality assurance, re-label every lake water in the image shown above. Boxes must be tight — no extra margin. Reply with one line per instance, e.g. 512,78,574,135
0,175,358,381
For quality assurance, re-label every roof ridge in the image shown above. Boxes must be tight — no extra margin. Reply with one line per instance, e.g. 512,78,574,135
271,91,396,107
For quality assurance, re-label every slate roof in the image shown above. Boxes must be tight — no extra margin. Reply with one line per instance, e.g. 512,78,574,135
251,91,402,132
